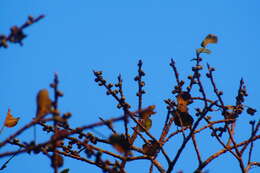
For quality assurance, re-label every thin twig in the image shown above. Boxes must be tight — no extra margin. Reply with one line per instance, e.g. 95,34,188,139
166,102,216,173
191,133,203,166
195,135,260,172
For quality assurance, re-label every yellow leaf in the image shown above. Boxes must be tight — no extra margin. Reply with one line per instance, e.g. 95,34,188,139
139,118,152,132
201,34,218,47
4,109,20,128
36,89,52,117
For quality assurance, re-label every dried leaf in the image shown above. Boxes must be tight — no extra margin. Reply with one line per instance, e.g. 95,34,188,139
4,109,20,128
172,110,194,127
196,48,212,55
142,140,160,156
225,105,235,110
177,104,188,113
51,154,64,168
109,134,130,154
176,92,192,113
51,129,70,141
177,92,191,104
139,105,156,119
201,34,218,47
36,89,52,117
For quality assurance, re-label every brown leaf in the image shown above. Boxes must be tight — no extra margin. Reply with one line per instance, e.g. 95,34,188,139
176,92,191,113
51,154,64,168
109,134,131,154
177,92,191,105
225,105,235,110
51,129,70,141
142,140,160,156
177,104,188,113
36,89,52,117
4,109,20,128
201,34,218,47
172,110,194,127
139,105,156,119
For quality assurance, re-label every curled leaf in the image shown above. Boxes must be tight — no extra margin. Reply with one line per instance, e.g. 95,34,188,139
172,110,193,127
142,140,160,156
177,92,191,104
139,105,156,119
177,104,188,113
4,109,20,128
201,34,218,47
176,92,192,113
139,118,152,132
196,48,212,55
36,89,52,117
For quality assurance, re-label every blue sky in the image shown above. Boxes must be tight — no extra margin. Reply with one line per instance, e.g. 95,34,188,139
1,0,259,172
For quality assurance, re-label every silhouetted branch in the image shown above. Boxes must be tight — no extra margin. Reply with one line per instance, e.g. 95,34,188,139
0,15,44,48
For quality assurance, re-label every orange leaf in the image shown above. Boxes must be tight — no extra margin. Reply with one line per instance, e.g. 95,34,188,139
139,105,156,119
4,109,20,128
176,92,191,113
36,89,52,117
177,104,188,113
201,34,218,47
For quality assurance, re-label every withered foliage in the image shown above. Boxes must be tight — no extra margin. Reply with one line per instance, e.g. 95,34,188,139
0,18,259,173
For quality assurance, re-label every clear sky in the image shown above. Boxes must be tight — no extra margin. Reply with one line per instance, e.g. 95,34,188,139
1,0,259,172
